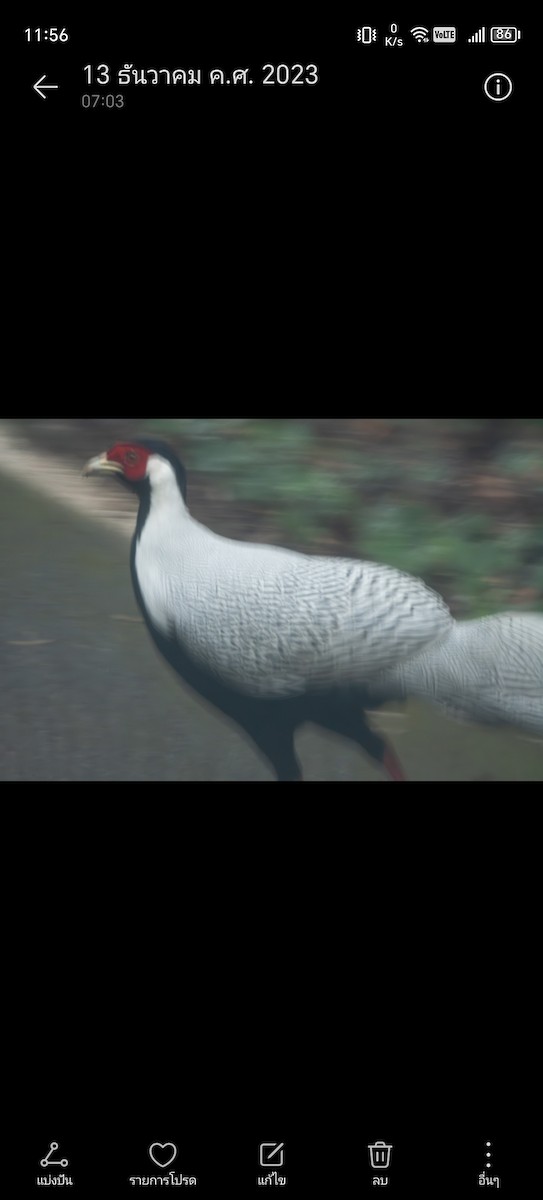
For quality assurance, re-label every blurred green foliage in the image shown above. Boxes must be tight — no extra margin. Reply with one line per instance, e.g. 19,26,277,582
145,419,543,618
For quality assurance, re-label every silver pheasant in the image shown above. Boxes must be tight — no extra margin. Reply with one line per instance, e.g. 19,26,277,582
85,439,543,779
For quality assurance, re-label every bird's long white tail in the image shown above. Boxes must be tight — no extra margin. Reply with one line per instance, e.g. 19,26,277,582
370,612,543,735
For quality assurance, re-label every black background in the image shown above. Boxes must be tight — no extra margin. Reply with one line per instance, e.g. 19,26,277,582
20,806,536,1196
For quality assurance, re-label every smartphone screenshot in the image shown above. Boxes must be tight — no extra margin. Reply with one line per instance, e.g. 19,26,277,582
16,11,534,1198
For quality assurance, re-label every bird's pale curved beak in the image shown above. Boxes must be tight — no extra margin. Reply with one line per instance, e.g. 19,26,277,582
83,452,124,477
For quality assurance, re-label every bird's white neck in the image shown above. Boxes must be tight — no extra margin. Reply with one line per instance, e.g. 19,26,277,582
146,456,189,521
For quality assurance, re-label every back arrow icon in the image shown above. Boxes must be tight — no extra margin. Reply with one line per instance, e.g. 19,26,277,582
33,74,59,100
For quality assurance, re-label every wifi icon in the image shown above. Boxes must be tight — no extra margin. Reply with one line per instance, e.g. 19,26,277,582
410,26,429,42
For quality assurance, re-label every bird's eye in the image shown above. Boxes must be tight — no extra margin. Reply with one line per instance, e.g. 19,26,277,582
125,451,138,465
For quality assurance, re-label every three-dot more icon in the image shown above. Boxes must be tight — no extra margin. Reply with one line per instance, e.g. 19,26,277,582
259,1143,285,1168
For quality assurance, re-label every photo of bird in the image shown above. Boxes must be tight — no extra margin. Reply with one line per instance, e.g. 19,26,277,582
84,438,543,781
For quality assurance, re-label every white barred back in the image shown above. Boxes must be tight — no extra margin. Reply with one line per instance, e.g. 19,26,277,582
135,501,453,698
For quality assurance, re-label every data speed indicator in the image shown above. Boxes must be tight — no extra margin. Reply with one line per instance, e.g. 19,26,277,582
490,27,521,43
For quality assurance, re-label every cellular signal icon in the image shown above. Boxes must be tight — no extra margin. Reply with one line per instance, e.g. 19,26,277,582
468,27,486,43
410,26,429,43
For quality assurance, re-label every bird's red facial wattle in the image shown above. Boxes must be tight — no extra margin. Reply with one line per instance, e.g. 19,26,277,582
83,442,151,483
105,443,151,482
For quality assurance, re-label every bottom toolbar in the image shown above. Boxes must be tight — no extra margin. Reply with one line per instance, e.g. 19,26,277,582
30,1134,509,1193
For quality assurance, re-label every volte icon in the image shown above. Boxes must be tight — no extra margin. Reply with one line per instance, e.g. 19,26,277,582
433,27,456,43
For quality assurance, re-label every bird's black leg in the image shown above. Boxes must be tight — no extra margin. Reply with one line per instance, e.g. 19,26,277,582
244,722,302,781
353,723,407,781
310,702,407,781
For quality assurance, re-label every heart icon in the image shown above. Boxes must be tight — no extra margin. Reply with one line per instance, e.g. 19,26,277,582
149,1143,178,1169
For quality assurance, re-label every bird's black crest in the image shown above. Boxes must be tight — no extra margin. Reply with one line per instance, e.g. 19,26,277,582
133,438,188,502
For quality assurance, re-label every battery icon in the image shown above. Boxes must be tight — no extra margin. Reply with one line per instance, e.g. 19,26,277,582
490,27,521,43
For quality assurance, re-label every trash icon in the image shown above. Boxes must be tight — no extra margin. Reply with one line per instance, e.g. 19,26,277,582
368,1140,393,1169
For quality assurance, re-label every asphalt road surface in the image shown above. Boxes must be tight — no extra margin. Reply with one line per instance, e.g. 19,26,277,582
1,471,542,782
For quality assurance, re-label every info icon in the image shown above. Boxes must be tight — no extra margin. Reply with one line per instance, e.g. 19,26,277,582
483,73,513,102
